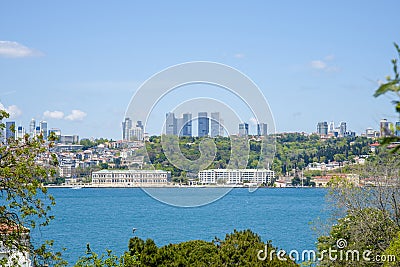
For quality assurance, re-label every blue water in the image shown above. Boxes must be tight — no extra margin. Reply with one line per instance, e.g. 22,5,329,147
33,188,328,265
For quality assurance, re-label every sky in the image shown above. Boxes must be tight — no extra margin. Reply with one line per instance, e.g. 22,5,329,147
0,1,400,139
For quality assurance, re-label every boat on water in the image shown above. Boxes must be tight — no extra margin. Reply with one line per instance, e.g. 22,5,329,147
71,186,82,190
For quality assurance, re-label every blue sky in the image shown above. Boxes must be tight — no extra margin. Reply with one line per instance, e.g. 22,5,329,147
0,1,399,139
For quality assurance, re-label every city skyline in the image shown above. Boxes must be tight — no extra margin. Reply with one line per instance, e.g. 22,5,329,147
0,1,399,139
3,114,398,140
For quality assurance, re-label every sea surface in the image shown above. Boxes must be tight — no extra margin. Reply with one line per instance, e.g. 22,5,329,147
32,188,329,265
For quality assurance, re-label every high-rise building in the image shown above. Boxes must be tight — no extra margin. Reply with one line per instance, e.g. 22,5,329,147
39,121,48,140
238,122,249,137
5,121,15,142
380,119,390,137
127,120,144,141
396,121,400,137
365,127,379,138
136,121,144,130
317,122,328,135
35,126,41,137
257,123,268,136
219,119,225,137
210,112,221,137
182,113,192,137
176,118,184,136
130,127,144,141
164,112,193,137
329,121,335,133
29,118,36,136
48,128,61,142
122,118,133,140
16,125,25,139
165,112,177,135
339,122,347,137
198,112,209,137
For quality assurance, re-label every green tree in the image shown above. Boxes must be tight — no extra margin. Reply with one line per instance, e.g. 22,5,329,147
0,110,66,266
317,153,400,266
383,231,400,266
116,229,298,266
374,42,400,152
74,244,140,267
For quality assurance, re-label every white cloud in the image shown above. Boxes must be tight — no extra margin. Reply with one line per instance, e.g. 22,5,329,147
310,60,327,70
324,54,335,61
310,55,339,72
7,105,22,118
0,102,22,119
234,53,245,59
65,110,87,121
0,41,43,58
249,117,258,125
43,110,64,119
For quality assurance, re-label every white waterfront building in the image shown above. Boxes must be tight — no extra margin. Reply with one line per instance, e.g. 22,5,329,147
198,169,275,185
0,225,31,267
92,169,171,186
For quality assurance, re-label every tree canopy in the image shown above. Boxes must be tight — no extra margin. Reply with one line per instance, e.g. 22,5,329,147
75,229,298,267
0,110,66,266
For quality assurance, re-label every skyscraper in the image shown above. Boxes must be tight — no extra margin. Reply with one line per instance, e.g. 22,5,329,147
136,121,143,130
329,121,335,133
182,113,192,137
257,123,268,136
219,119,225,137
165,112,177,135
176,118,184,136
122,118,132,140
380,119,390,137
210,112,220,137
35,126,41,137
130,127,144,141
198,112,209,137
5,121,15,142
39,121,48,140
16,125,25,139
238,123,249,137
317,122,328,135
396,121,400,137
29,118,36,136
339,122,347,137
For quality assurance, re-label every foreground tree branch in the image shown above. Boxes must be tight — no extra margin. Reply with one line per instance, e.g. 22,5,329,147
0,110,66,266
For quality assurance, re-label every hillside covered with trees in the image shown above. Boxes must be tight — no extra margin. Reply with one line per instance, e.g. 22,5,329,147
136,134,373,178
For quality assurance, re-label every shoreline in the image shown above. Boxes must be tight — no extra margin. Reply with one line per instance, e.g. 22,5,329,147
44,184,319,189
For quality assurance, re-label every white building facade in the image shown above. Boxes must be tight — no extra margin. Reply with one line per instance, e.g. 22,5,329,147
92,170,171,186
0,226,31,267
198,169,274,185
